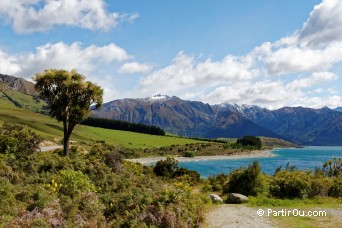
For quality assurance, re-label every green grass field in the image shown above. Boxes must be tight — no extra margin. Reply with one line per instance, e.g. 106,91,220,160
0,89,45,112
0,99,205,148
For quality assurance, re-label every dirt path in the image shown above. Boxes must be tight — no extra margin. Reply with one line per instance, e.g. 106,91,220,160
39,145,63,152
202,204,275,228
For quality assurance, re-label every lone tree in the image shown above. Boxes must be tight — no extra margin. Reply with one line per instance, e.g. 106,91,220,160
34,69,103,156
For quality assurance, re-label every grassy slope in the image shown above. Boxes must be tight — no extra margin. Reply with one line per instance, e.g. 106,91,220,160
0,88,45,112
0,99,204,148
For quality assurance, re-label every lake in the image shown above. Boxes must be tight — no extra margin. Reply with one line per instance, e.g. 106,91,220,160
178,146,342,177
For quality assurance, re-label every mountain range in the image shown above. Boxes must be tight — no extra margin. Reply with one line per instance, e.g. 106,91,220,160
1,74,342,146
92,94,342,146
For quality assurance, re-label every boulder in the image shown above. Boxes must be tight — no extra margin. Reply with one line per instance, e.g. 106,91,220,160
227,193,248,204
209,194,223,203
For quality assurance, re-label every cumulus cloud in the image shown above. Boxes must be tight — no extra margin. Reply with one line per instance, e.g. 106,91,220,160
138,51,256,95
119,62,153,74
262,0,342,76
0,41,130,78
0,0,138,33
264,43,342,75
298,0,342,48
288,72,337,90
20,42,131,77
0,50,21,75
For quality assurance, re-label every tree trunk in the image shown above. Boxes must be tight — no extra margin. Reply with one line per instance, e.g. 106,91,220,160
63,121,76,156
63,121,70,156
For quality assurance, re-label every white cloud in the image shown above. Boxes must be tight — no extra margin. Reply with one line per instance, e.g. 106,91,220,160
288,72,337,90
119,62,153,74
0,0,138,33
0,41,130,78
138,51,256,95
0,50,21,75
264,42,342,76
298,0,342,48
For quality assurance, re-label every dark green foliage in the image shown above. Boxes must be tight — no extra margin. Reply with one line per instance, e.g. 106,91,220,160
236,136,262,150
153,157,201,184
225,161,267,196
183,150,196,157
0,124,42,159
153,157,179,178
82,116,165,136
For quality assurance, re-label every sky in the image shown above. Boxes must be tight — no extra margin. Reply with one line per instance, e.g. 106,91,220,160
0,0,341,109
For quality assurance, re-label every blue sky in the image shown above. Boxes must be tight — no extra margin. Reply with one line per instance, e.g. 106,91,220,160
0,0,341,109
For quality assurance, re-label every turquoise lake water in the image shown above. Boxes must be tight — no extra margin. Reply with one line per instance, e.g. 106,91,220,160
178,147,342,177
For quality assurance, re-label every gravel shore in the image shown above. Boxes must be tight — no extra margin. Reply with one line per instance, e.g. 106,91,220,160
127,150,273,165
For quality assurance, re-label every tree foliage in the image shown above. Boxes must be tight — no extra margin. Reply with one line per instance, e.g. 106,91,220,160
34,69,103,156
236,136,262,150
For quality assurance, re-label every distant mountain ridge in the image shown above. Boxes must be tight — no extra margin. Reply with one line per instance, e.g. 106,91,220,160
92,94,342,145
92,94,282,140
0,74,37,95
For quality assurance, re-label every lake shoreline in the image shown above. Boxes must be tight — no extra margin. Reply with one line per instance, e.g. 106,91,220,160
127,149,274,164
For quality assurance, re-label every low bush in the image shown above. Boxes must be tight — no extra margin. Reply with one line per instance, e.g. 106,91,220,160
0,124,42,159
270,170,312,199
183,151,196,157
225,161,268,196
208,174,229,192
153,157,179,178
173,167,200,184
328,177,342,197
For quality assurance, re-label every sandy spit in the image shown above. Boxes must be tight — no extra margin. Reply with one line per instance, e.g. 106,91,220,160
126,150,274,165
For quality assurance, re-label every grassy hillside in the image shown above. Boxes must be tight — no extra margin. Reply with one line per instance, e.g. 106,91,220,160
0,88,45,112
0,99,206,148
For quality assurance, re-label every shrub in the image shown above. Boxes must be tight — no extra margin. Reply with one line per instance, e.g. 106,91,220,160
270,170,312,199
58,170,97,197
322,158,342,177
208,174,229,192
0,124,42,159
309,178,332,197
225,161,267,196
173,167,200,184
104,150,122,172
328,177,342,197
183,151,196,158
153,157,178,178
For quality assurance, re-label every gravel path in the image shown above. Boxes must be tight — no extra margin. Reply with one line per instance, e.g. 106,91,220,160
39,145,63,152
202,205,275,228
203,205,342,228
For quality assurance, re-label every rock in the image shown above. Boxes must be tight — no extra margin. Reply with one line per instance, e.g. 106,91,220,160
209,194,223,203
227,193,248,204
